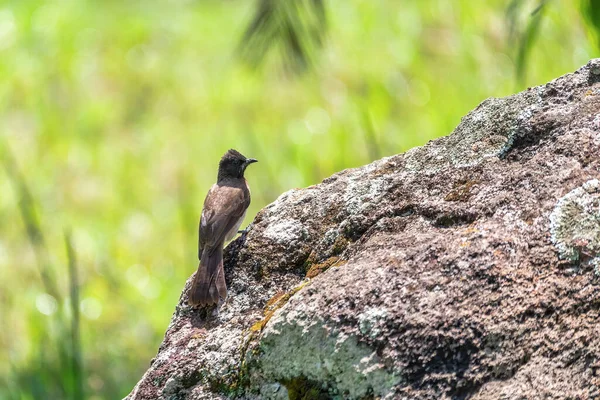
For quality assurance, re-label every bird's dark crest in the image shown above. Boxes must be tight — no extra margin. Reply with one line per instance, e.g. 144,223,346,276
221,149,247,162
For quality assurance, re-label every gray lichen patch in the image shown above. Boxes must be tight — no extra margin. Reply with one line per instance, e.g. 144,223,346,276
341,171,393,216
258,382,288,400
262,219,308,244
404,87,544,174
357,307,388,339
549,179,600,265
252,296,400,399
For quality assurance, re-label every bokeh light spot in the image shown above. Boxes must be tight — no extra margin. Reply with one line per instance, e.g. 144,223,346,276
304,107,331,135
126,264,150,289
80,297,102,320
36,293,58,316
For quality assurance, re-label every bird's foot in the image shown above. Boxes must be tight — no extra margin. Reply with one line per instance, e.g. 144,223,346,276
237,226,251,239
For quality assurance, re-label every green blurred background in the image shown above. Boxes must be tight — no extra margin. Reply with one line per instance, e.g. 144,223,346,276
0,0,595,399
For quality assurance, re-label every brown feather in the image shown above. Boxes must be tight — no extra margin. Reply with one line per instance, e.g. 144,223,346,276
189,176,251,306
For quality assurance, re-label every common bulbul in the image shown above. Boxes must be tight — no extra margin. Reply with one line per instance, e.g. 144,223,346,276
189,149,257,307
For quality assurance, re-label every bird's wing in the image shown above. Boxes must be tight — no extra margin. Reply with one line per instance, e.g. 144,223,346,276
198,182,250,259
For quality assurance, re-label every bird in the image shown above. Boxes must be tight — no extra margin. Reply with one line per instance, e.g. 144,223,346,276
189,149,257,307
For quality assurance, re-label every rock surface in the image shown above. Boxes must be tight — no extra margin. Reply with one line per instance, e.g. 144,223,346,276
127,60,600,400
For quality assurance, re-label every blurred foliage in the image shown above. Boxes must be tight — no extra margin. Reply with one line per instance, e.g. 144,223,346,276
0,0,593,399
505,0,600,85
506,0,549,85
239,0,327,73
581,0,600,51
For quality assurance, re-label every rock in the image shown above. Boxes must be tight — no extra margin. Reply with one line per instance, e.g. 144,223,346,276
126,60,600,400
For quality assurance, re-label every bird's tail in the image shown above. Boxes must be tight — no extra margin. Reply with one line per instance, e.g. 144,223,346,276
189,246,226,307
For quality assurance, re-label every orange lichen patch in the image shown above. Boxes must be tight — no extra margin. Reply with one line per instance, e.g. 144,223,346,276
331,235,350,255
445,179,479,202
460,241,471,248
463,225,479,235
369,161,397,178
306,256,347,279
264,290,286,311
249,281,311,333
191,328,208,339
249,314,271,332
249,258,348,333
302,251,318,272
585,89,594,96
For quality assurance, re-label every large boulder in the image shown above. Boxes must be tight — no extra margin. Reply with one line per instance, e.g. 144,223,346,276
127,60,600,399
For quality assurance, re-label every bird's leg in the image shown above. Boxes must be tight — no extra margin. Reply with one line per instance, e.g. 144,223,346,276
212,296,227,317
237,228,251,244
211,304,220,317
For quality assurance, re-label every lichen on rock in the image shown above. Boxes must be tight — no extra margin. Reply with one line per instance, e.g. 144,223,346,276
250,291,399,399
549,179,600,267
357,307,388,339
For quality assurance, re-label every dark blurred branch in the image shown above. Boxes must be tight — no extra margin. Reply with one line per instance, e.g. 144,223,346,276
506,0,550,86
65,230,84,400
239,0,327,73
580,0,600,52
1,144,61,301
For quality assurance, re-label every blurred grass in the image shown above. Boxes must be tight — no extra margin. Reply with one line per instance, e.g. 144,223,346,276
0,0,592,399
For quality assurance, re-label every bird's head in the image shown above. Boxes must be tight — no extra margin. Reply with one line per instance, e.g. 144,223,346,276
217,149,257,181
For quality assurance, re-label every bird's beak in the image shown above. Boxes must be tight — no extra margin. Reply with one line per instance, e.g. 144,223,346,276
245,158,258,165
